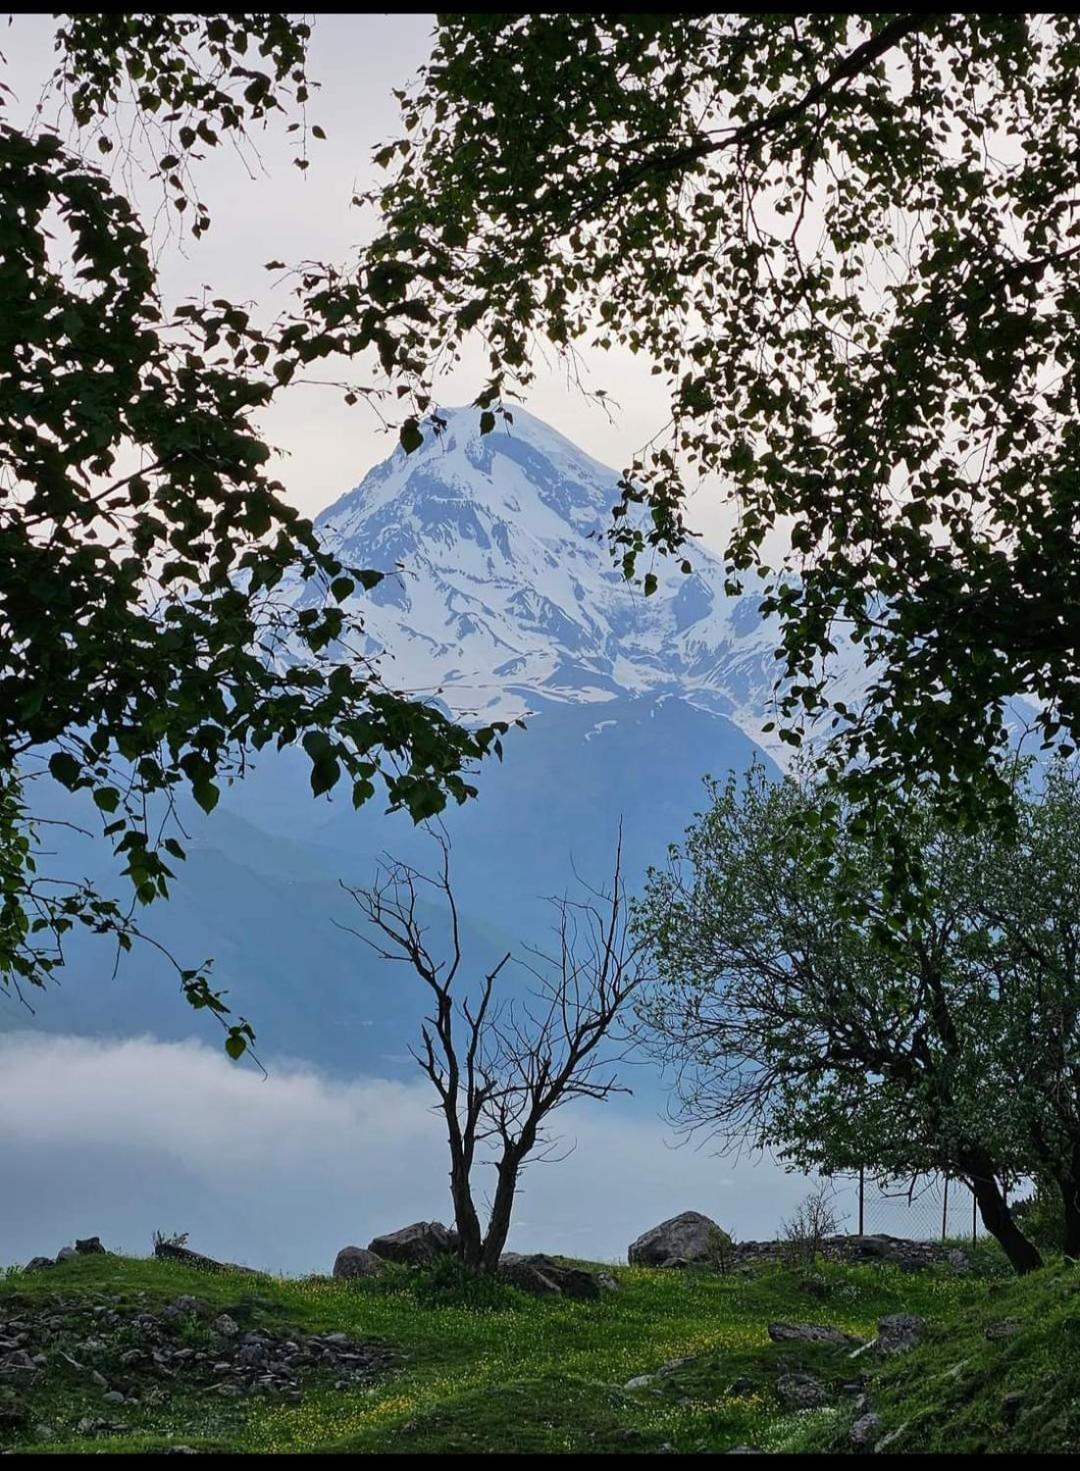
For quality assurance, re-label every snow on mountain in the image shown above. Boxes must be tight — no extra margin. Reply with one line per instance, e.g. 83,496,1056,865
294,405,861,762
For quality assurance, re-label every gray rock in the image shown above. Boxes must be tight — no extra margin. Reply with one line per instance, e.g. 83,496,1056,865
102,1391,125,1405
333,1246,386,1281
624,1373,657,1391
213,1315,239,1338
876,1314,926,1356
367,1220,458,1266
725,1447,764,1455
1001,1390,1025,1426
768,1321,865,1348
850,1413,883,1448
595,1271,620,1293
728,1377,757,1395
776,1372,829,1409
75,1237,106,1255
875,1424,909,1452
627,1211,732,1269
497,1253,602,1300
172,1296,212,1317
55,1247,77,1264
23,1257,54,1274
985,1318,1023,1341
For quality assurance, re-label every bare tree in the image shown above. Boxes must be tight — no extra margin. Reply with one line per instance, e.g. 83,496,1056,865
340,829,645,1273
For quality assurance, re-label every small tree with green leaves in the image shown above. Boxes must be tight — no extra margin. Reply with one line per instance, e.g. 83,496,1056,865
633,761,1080,1274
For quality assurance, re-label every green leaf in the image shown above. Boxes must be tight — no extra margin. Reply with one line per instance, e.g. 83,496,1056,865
48,751,82,790
193,779,220,814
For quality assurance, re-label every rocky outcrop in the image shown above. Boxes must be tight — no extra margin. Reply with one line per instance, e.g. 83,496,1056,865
152,1241,258,1276
497,1253,605,1299
768,1321,866,1348
628,1228,969,1275
0,1291,393,1414
627,1212,733,1268
367,1221,458,1266
332,1247,386,1281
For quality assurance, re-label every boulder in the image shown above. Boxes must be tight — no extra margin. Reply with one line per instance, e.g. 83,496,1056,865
875,1314,926,1356
497,1253,602,1300
1001,1391,1026,1426
24,1257,54,1273
333,1246,386,1281
768,1321,866,1348
153,1240,258,1275
75,1236,106,1255
627,1211,732,1268
985,1318,1023,1341
367,1220,458,1266
850,1413,883,1448
776,1372,829,1409
55,1247,77,1263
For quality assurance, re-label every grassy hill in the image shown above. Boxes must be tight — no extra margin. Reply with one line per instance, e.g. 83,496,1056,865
1,1246,1077,1455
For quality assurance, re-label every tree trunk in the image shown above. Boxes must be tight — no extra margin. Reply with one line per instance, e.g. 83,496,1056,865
480,1156,520,1274
1057,1146,1080,1260
962,1158,1043,1274
449,1156,484,1268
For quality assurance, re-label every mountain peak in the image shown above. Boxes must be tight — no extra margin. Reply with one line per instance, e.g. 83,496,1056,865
296,406,822,755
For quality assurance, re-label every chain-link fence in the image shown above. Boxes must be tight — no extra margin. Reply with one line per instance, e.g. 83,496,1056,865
825,1169,1001,1243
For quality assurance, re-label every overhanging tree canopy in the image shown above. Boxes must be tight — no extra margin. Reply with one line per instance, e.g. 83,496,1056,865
0,15,507,1053
315,13,1080,843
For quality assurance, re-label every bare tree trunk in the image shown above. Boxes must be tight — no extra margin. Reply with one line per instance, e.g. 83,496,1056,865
450,1158,484,1267
480,1156,522,1273
961,1154,1043,1274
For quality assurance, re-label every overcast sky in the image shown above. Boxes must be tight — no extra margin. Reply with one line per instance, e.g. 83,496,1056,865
1,12,734,547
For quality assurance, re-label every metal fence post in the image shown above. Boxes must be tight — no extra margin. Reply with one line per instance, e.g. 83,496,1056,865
858,1166,865,1236
941,1174,949,1242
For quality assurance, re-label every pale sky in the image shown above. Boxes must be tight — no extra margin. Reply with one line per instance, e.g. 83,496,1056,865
1,11,734,549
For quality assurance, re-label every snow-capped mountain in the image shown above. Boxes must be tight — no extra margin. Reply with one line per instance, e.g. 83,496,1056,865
296,405,857,762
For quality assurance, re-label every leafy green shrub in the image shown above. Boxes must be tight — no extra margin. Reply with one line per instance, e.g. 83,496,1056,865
1011,1182,1066,1251
409,1256,520,1312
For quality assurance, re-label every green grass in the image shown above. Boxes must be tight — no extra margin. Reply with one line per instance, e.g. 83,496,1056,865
1,1244,1077,1454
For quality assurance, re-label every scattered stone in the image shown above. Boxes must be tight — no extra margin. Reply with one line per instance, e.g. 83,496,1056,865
627,1211,732,1269
75,1237,105,1256
776,1372,829,1409
55,1247,77,1264
726,1447,764,1455
102,1391,125,1405
875,1314,926,1356
985,1318,1023,1341
850,1413,883,1448
595,1271,620,1293
213,1315,239,1339
332,1247,386,1281
1001,1391,1026,1426
367,1221,458,1266
624,1374,657,1391
23,1259,54,1275
172,1297,211,1318
768,1321,865,1348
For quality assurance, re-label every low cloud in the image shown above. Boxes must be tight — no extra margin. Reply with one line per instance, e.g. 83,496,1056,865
0,1033,843,1274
